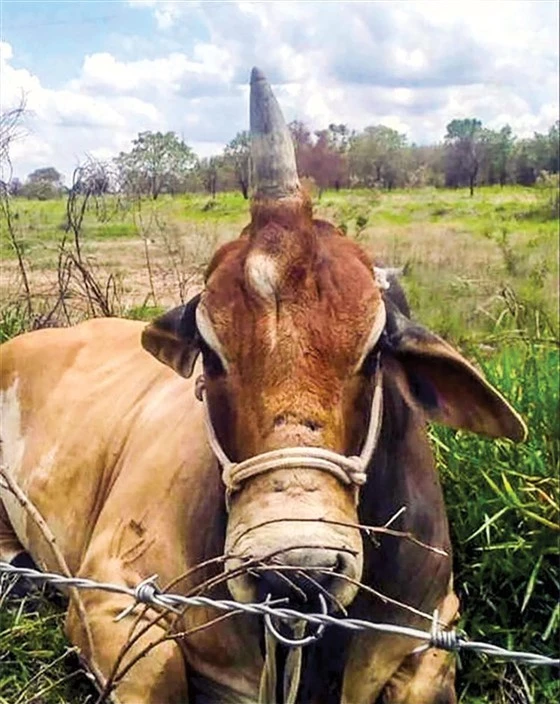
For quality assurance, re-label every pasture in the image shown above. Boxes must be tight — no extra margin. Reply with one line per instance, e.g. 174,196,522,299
0,185,558,703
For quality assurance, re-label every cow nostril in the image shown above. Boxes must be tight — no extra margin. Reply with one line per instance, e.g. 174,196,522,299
253,550,348,604
272,414,323,432
303,419,323,432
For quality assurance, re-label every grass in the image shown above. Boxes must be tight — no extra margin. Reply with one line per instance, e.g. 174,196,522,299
0,589,96,703
0,185,558,702
432,342,559,703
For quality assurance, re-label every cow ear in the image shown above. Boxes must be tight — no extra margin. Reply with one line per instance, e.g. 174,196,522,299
383,302,527,441
141,294,201,378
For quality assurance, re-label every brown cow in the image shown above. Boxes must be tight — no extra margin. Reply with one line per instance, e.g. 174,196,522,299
0,68,525,703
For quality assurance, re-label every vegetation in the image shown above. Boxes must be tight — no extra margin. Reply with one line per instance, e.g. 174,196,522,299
439,344,559,703
115,131,197,200
0,181,558,702
3,117,558,200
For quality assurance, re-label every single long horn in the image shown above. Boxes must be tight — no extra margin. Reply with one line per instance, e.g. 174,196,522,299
250,67,300,199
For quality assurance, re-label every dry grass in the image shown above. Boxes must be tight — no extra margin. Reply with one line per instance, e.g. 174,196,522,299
0,185,558,703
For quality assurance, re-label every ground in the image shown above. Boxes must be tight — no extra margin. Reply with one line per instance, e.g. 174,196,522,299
0,185,558,703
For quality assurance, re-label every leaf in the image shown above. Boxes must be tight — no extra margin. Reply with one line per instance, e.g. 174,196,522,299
543,602,560,641
500,472,523,507
521,554,543,613
466,507,509,543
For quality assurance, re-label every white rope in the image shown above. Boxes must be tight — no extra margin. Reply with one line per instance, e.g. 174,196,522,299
198,370,383,510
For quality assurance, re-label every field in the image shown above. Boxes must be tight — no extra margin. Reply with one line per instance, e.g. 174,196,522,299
0,185,558,703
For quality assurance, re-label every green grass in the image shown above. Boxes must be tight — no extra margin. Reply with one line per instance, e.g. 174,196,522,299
0,591,96,703
123,303,166,321
1,185,558,702
432,343,559,703
89,222,137,240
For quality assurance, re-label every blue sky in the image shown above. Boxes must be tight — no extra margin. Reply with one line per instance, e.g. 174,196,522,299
1,0,558,182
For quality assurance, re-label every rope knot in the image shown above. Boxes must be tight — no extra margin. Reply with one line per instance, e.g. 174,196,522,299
345,457,367,485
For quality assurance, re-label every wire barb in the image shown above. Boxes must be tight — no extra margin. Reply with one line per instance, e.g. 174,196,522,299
428,609,460,651
114,574,175,622
264,593,327,647
1,561,558,668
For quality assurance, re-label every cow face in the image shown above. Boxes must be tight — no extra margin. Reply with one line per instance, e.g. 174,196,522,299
142,68,526,610
202,210,386,606
143,209,385,608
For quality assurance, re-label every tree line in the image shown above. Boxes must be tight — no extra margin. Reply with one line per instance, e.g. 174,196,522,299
7,118,559,200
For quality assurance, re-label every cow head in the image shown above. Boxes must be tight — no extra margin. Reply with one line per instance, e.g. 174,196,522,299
142,68,526,610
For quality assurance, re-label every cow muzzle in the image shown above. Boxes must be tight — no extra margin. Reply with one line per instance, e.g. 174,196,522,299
224,497,364,608
251,546,359,605
197,373,383,609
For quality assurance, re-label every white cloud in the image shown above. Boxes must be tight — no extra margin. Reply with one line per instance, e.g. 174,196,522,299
75,51,224,95
1,42,165,181
124,0,557,139
2,0,558,181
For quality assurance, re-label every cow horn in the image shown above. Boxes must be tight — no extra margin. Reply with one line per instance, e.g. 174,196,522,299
250,67,300,199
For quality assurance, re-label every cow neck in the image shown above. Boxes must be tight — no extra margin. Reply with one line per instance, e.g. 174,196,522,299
195,367,383,511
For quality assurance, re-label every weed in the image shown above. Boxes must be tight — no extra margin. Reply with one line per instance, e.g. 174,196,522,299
434,342,559,702
0,185,558,702
0,588,96,703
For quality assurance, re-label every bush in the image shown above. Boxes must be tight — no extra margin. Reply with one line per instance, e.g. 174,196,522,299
434,343,559,702
20,180,61,201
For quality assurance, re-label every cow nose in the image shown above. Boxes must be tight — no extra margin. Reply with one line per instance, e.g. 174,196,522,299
255,548,346,602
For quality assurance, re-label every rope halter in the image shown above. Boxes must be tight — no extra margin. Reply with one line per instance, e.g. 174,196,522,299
196,367,383,511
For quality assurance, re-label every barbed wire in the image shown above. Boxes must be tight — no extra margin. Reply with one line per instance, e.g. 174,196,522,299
0,561,558,668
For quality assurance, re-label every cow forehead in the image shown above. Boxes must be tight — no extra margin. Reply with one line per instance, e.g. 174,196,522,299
202,226,383,358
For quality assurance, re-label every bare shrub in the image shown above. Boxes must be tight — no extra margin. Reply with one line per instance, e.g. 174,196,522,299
54,160,124,323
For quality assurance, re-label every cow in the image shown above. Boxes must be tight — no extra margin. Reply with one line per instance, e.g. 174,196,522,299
0,68,526,704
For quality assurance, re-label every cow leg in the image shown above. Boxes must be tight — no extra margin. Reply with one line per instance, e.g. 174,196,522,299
0,496,25,562
0,498,37,599
378,591,459,704
378,648,456,704
65,562,189,704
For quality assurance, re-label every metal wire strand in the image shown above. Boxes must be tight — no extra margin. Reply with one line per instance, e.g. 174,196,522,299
0,561,558,668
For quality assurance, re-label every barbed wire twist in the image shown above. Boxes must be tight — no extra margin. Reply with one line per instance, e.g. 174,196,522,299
1,561,558,668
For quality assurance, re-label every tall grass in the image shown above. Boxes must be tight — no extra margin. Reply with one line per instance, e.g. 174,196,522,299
433,341,559,703
0,186,558,702
0,589,95,702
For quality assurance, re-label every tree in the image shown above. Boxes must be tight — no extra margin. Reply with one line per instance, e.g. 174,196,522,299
511,138,539,186
326,123,353,154
115,131,196,200
348,125,408,189
224,131,250,199
197,156,223,198
485,126,515,186
444,118,484,196
407,144,445,187
548,121,560,174
532,122,559,175
289,120,313,153
288,120,351,193
8,177,22,196
28,166,63,186
307,129,348,192
21,166,63,200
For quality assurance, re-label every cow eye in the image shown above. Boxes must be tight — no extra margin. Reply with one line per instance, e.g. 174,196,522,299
198,336,226,376
360,349,380,377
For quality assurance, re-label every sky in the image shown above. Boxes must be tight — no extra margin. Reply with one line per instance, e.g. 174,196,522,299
1,0,558,183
